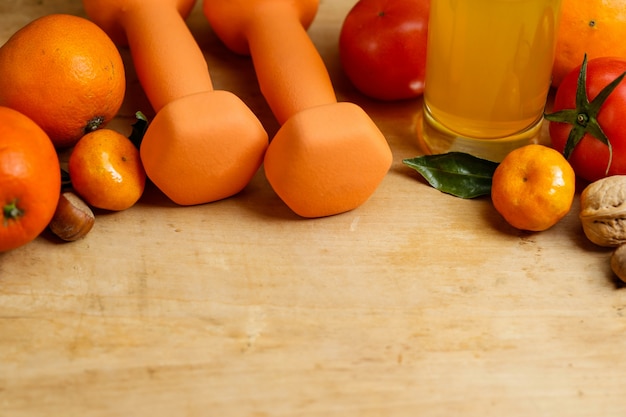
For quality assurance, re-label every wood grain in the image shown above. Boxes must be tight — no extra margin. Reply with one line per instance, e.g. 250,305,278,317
1,1,625,416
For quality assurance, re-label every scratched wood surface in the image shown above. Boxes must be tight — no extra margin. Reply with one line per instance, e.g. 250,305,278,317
1,1,625,416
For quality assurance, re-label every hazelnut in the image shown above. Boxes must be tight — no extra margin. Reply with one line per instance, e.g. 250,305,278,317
48,191,95,241
611,244,626,284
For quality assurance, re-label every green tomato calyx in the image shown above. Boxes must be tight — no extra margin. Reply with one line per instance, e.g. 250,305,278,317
545,54,626,175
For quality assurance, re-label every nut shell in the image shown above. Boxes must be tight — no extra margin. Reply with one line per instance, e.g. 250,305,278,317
48,191,95,241
580,175,626,247
611,245,626,283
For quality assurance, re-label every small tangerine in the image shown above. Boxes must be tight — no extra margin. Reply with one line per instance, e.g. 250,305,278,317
491,144,576,232
69,129,146,211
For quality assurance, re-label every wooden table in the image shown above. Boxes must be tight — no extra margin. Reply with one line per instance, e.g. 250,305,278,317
2,1,625,416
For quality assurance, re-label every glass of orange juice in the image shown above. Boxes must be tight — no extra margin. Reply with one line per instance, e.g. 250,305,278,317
421,0,562,162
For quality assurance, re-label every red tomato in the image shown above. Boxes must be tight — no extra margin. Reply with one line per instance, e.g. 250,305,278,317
339,0,430,101
549,57,626,183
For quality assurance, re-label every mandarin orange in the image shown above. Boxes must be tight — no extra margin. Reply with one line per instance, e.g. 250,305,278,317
552,0,626,88
491,144,575,232
69,129,146,211
0,107,61,252
0,14,126,148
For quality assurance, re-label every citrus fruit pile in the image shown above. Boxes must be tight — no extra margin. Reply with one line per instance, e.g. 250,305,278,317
0,14,145,252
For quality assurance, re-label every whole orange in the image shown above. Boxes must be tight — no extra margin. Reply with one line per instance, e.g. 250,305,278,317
0,14,126,148
491,144,575,232
552,0,626,88
0,106,61,252
69,129,146,211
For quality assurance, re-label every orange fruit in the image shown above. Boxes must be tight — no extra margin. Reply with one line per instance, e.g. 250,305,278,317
0,14,126,148
552,0,626,88
0,106,61,252
491,144,576,232
68,129,146,211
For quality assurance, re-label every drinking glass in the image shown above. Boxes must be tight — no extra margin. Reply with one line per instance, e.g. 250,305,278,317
421,0,562,161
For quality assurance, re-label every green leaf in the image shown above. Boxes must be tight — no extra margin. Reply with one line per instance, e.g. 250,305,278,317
403,152,499,199
129,111,149,149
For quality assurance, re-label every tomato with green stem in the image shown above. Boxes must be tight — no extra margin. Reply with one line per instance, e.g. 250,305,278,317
546,56,626,183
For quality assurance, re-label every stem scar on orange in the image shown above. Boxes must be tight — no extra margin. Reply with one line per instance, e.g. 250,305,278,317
0,14,126,149
552,0,626,88
68,129,146,212
0,106,61,252
491,144,576,232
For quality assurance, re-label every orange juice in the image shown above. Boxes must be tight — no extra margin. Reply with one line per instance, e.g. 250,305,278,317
421,0,561,161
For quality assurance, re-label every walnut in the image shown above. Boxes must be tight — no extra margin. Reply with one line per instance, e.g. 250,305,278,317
579,175,626,247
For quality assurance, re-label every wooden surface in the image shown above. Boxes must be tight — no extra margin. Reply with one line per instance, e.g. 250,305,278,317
2,1,625,416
